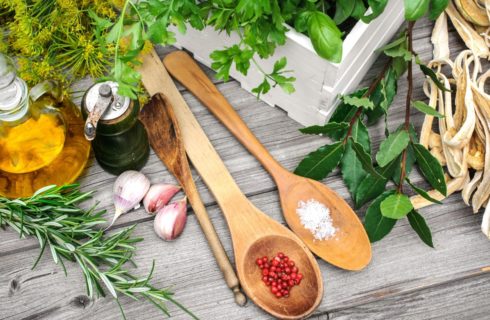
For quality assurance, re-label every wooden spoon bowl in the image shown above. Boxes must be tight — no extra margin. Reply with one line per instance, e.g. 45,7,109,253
243,235,321,317
277,173,371,270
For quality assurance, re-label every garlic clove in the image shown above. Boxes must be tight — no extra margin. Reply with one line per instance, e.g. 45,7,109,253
109,170,151,229
143,184,181,214
154,197,187,241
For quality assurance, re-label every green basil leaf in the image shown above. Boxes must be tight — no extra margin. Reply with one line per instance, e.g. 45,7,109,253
355,156,400,208
412,100,444,118
351,0,368,20
405,178,443,204
341,139,368,198
376,130,410,167
307,11,343,63
294,142,345,180
300,122,349,135
362,0,389,23
407,210,434,247
334,0,355,24
412,143,447,195
419,64,451,92
342,95,375,110
350,138,384,180
404,0,430,21
380,193,413,219
429,0,449,20
364,191,397,242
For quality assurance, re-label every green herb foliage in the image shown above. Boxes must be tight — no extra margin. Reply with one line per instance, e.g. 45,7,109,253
295,3,449,247
88,0,391,98
0,185,196,320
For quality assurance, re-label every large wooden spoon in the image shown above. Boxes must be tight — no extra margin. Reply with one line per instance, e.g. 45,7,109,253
164,51,372,271
140,50,323,319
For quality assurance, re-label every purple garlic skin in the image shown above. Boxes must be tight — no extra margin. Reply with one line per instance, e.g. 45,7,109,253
143,184,180,214
154,197,187,241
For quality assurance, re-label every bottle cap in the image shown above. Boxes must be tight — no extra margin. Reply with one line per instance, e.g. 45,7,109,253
84,81,130,121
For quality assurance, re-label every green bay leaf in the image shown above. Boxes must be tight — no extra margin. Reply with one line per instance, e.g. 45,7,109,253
294,141,345,180
350,138,383,179
407,210,434,247
405,177,442,204
364,190,397,242
429,0,449,20
300,122,349,136
355,156,400,208
380,193,413,219
341,139,367,198
412,100,444,118
412,143,447,195
342,95,374,110
376,130,410,167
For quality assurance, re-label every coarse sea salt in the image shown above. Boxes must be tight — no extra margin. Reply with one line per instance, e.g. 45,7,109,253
296,199,336,240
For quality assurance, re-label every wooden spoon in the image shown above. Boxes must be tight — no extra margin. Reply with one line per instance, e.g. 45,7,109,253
139,93,246,306
140,50,323,319
163,51,372,271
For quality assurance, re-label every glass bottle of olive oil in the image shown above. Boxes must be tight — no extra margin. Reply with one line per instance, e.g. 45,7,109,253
0,54,90,198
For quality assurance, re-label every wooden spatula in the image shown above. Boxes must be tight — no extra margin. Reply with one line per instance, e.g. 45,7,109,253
139,93,246,306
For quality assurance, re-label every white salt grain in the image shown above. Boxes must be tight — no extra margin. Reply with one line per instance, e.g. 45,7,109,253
296,199,336,240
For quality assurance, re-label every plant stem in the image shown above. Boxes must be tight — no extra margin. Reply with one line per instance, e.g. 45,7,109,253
397,20,415,193
342,57,393,144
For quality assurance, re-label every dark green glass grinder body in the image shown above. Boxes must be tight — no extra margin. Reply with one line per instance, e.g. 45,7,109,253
81,82,149,175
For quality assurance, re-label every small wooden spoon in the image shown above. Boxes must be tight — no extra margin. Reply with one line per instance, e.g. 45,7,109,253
139,93,246,306
140,50,323,319
164,51,372,271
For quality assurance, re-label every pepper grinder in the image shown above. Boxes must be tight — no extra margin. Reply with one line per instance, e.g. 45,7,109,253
82,81,149,175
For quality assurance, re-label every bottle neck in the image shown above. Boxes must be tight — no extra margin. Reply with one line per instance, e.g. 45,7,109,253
0,78,29,123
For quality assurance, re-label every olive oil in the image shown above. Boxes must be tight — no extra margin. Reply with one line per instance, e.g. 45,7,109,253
0,112,65,173
0,54,90,198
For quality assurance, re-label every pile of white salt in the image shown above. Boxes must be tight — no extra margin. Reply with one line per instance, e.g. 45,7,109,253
296,199,336,240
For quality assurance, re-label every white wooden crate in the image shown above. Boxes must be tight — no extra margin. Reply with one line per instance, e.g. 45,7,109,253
173,0,404,126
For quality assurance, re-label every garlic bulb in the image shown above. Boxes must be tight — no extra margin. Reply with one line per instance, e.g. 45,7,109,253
154,197,187,241
109,170,150,229
143,184,180,214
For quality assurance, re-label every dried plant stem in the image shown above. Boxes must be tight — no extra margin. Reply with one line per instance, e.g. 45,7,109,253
398,21,416,193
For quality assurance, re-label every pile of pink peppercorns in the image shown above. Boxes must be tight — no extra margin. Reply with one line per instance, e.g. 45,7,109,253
256,252,304,298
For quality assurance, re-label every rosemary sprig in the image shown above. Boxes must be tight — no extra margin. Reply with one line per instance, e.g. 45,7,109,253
0,184,197,319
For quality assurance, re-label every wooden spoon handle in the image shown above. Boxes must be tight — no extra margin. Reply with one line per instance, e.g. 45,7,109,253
163,51,284,178
139,50,246,306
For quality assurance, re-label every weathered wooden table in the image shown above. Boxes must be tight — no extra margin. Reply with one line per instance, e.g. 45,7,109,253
1,18,490,320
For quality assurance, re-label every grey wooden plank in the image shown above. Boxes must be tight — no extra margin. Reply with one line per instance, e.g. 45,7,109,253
325,271,490,320
1,188,490,320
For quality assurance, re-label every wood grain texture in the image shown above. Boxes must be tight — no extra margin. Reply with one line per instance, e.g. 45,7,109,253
1,17,490,320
